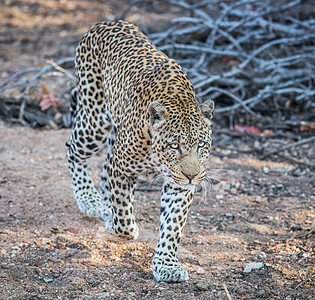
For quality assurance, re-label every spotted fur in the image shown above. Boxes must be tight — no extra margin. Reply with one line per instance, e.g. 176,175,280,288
66,20,214,282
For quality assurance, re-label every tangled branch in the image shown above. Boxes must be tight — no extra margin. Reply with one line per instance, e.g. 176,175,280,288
0,58,74,127
149,0,315,116
0,0,314,132
0,57,75,96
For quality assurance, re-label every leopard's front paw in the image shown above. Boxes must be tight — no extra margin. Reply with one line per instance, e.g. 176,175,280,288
100,211,114,233
76,194,105,217
101,214,139,240
152,258,188,282
115,223,139,240
127,223,139,240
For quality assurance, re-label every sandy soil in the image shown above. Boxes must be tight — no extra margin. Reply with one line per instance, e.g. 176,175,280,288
0,125,314,299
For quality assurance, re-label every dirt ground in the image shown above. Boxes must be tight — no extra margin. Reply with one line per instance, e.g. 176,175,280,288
0,124,314,300
0,1,314,299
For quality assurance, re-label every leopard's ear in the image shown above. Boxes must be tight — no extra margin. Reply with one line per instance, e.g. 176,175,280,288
148,102,169,129
200,99,214,125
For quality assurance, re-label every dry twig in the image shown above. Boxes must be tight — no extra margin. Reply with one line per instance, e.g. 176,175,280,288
287,227,315,241
0,57,74,96
260,136,315,159
222,283,233,300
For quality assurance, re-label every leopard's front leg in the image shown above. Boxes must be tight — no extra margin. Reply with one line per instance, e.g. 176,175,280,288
152,182,194,282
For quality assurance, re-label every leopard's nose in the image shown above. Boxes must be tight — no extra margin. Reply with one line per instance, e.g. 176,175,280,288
182,172,197,180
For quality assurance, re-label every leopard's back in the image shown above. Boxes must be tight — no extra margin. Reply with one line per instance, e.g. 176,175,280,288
75,20,173,124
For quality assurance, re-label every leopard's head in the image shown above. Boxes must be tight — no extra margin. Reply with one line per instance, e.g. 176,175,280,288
148,97,214,187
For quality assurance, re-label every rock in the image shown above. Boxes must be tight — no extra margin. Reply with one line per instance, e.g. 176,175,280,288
243,262,264,273
51,227,63,234
198,258,207,266
55,235,68,249
68,227,81,234
257,251,267,259
262,167,269,174
41,237,50,245
58,249,78,259
196,267,206,274
257,289,265,296
247,223,273,234
98,226,107,232
196,280,210,291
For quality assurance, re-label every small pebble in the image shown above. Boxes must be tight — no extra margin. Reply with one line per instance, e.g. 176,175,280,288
262,167,269,174
68,227,81,234
196,267,206,275
243,262,264,273
257,289,265,296
196,280,209,291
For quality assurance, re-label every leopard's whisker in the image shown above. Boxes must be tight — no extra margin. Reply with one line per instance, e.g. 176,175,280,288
149,173,164,188
200,180,211,201
204,170,230,194
205,170,226,181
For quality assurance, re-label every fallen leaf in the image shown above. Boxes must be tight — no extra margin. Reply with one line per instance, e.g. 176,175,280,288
233,125,261,135
300,122,315,132
262,130,273,135
39,83,60,111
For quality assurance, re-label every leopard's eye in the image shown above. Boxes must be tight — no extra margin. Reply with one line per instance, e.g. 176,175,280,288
198,141,207,148
169,143,179,150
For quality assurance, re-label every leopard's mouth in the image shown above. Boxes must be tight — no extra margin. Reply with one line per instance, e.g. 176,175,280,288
170,171,204,187
160,165,204,187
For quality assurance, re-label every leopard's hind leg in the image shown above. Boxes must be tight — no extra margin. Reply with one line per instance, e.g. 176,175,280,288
66,33,115,218
65,91,113,218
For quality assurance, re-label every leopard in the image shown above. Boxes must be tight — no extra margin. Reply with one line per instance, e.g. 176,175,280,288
65,20,214,283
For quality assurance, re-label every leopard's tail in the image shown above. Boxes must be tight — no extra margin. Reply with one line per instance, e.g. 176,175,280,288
70,87,78,125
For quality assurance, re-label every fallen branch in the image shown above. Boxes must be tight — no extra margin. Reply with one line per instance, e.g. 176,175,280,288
260,136,315,160
150,0,314,117
278,154,315,169
287,227,315,241
0,57,75,95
